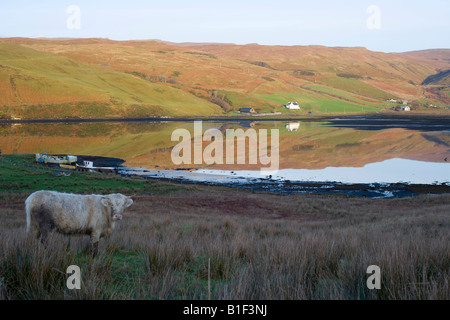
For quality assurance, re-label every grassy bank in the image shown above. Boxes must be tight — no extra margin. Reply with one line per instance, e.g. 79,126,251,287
0,155,449,299
0,154,185,195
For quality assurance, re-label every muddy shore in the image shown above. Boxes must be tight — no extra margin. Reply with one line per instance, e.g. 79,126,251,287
118,166,450,198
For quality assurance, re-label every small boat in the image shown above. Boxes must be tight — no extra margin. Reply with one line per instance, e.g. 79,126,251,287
35,153,78,164
76,160,117,173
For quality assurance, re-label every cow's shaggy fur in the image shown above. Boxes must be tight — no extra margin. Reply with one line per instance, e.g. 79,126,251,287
25,190,133,254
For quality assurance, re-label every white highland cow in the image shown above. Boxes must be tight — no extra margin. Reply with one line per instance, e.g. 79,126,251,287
25,190,133,254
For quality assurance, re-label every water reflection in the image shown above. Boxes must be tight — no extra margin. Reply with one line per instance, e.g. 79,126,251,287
1,119,449,184
285,122,300,132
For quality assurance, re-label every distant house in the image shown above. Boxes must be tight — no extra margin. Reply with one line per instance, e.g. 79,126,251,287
286,102,300,110
402,100,408,105
401,106,411,111
239,107,256,114
387,99,397,103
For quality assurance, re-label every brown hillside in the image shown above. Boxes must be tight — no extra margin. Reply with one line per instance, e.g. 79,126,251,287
0,38,449,119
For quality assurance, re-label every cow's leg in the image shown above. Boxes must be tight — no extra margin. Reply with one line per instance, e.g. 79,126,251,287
39,229,49,244
35,227,42,240
26,218,41,240
90,231,101,256
91,242,99,256
32,205,55,244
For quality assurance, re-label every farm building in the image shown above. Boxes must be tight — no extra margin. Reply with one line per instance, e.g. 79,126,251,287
401,106,411,111
239,107,256,114
286,102,300,110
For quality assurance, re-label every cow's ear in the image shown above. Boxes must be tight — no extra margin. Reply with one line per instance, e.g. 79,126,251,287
125,198,133,207
101,198,110,207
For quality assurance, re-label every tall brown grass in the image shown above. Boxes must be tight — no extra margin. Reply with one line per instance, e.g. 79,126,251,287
0,190,449,300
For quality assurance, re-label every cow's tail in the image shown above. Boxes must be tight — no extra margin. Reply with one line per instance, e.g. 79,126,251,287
25,195,33,234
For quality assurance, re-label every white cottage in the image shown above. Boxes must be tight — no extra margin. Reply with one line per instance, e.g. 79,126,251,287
286,102,300,110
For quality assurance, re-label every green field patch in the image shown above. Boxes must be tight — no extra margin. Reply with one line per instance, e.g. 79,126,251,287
314,100,380,113
321,77,392,100
0,154,181,195
254,89,381,114
224,91,276,110
308,84,383,107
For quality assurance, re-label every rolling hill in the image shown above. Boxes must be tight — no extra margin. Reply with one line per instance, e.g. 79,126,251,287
0,41,222,118
0,38,449,119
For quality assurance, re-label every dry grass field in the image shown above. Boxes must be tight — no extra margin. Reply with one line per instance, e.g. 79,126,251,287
0,187,448,300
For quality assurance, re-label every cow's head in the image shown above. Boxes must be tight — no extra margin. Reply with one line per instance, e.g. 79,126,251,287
101,193,133,221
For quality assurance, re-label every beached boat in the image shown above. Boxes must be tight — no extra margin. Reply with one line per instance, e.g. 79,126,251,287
76,160,117,173
35,153,78,164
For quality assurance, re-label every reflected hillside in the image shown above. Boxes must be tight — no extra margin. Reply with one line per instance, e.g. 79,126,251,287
0,120,449,170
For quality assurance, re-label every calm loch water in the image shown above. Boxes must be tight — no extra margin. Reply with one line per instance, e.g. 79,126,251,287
1,118,449,190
